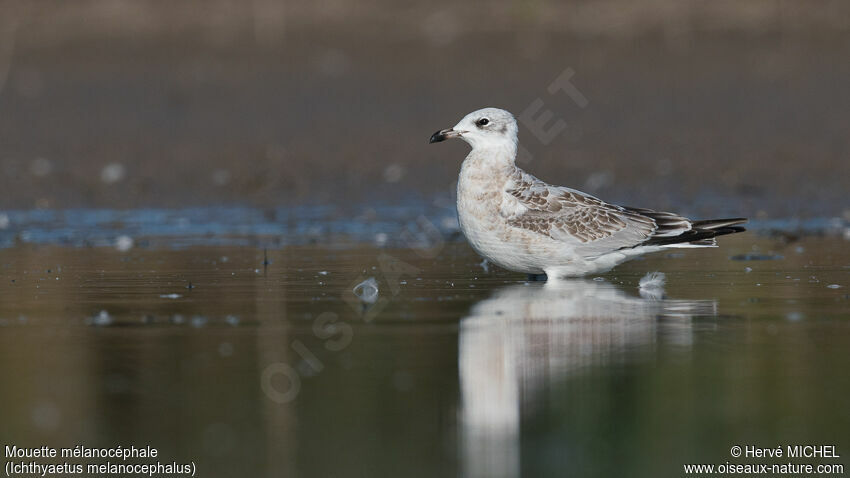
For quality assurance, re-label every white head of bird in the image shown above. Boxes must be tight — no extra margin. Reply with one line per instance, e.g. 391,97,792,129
430,107,518,155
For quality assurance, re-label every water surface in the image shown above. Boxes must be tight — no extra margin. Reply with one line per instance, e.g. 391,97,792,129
0,231,848,477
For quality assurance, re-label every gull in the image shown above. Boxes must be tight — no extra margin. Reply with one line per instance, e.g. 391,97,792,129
429,107,746,278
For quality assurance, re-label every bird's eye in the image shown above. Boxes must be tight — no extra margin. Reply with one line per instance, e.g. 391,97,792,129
476,118,489,127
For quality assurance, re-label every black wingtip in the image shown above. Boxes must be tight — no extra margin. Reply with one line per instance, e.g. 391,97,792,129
640,224,747,247
691,217,748,229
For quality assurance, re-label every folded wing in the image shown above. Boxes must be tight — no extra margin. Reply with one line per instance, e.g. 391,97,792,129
503,169,744,255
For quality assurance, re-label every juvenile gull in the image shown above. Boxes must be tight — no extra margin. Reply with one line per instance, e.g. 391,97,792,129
430,107,746,278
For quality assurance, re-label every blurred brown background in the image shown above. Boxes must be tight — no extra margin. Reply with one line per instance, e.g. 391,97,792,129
0,1,848,218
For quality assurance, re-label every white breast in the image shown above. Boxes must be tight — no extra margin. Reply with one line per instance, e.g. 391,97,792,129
456,154,549,274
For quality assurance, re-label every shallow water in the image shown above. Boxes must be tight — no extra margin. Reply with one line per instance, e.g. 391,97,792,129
0,232,848,477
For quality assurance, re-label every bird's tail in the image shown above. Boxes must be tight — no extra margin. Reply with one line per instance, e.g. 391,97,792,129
645,217,747,247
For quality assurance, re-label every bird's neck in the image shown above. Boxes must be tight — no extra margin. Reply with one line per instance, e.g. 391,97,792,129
465,141,517,170
460,146,518,187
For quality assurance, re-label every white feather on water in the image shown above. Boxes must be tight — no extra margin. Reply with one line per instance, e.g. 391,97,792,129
353,277,379,305
638,271,666,300
639,271,666,289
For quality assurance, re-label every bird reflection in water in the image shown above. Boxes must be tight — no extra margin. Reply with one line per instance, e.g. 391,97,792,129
459,279,717,478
